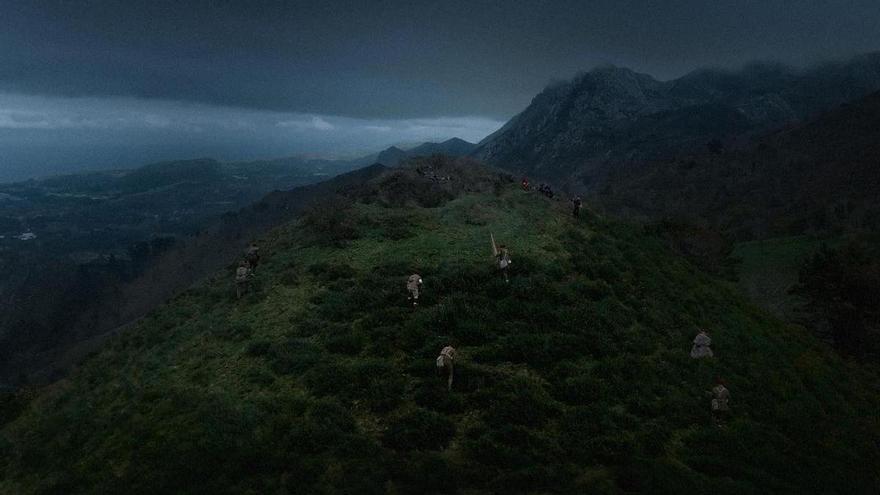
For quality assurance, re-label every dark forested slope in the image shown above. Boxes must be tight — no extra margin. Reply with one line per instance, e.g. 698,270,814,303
599,90,880,240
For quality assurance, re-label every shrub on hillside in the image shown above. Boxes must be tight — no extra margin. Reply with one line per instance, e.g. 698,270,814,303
792,241,880,359
372,172,455,208
323,331,365,355
303,359,405,412
382,408,456,451
215,322,253,341
477,373,559,428
266,339,324,375
307,261,354,282
388,451,459,493
300,199,361,247
412,381,466,414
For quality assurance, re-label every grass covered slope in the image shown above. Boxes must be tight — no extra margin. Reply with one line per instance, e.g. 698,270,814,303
2,160,879,494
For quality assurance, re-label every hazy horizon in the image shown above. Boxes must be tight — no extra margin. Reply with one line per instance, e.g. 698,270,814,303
0,92,503,183
3,0,880,182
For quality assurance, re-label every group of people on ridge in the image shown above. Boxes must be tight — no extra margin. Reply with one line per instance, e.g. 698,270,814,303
410,233,512,390
521,177,582,218
233,180,730,422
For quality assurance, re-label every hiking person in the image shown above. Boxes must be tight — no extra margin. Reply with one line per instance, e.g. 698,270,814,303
436,345,456,390
491,233,512,282
521,177,531,191
406,273,423,306
708,378,731,426
690,330,714,358
571,195,582,218
244,243,260,270
235,260,252,299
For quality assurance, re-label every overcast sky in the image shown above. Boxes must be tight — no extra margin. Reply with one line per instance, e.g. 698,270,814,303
2,0,880,182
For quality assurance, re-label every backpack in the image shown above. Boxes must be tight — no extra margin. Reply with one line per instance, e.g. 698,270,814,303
498,252,510,269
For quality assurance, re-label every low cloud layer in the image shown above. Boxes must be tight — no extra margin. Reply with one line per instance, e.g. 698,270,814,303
0,93,502,182
5,1,880,120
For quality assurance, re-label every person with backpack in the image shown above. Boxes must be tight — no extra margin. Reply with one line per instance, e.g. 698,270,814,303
690,330,714,358
406,273,423,306
235,260,252,299
244,243,260,270
436,345,456,390
571,195,582,218
708,378,731,426
491,233,512,282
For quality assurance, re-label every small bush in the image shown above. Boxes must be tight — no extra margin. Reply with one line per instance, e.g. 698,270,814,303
308,262,355,282
323,331,365,355
382,408,456,451
267,339,323,375
216,323,252,342
246,340,272,357
300,200,361,247
478,374,560,428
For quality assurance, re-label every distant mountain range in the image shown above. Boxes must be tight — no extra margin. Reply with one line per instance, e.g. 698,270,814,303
474,52,880,190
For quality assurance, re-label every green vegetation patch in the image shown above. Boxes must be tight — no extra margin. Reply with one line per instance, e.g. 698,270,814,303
1,184,878,494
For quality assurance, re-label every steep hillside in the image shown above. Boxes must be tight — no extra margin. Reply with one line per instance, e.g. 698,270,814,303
599,90,880,240
1,159,878,494
475,53,880,186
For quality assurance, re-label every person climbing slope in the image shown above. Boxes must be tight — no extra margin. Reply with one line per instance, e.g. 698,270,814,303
708,378,731,426
406,273,423,306
690,330,714,358
491,233,512,282
436,345,456,390
571,195,582,218
235,260,252,299
244,243,260,270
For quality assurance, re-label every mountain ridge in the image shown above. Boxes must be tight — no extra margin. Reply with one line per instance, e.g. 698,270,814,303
1,157,878,493
474,52,880,188
376,138,476,166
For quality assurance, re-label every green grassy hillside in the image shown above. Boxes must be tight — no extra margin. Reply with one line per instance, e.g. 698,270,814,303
1,160,878,494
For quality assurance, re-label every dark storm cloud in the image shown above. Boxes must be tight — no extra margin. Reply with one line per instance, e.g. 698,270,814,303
2,0,880,182
3,0,880,119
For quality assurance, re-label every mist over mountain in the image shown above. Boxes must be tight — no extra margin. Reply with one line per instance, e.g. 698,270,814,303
475,52,880,189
